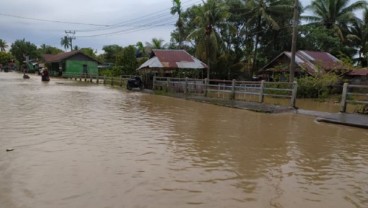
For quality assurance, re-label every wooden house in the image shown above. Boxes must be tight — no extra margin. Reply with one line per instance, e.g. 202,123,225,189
258,50,348,81
345,68,368,85
137,49,207,88
42,50,101,76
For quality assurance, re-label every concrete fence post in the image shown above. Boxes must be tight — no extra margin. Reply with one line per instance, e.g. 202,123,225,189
119,76,123,87
79,74,82,81
103,76,106,85
96,75,99,84
259,80,265,103
290,81,298,108
84,74,87,82
90,74,93,83
185,77,189,94
204,78,209,97
111,77,114,86
231,79,236,100
166,77,170,92
340,83,348,112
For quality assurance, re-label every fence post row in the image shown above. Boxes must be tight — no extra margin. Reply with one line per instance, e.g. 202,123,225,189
340,82,348,113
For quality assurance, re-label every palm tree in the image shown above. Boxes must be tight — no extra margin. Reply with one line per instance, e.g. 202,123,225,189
171,0,184,48
60,36,70,51
187,0,230,79
304,0,367,41
136,41,147,57
145,38,168,50
241,0,293,74
348,7,368,67
0,39,8,52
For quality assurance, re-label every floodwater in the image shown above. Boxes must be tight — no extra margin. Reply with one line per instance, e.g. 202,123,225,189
0,72,367,208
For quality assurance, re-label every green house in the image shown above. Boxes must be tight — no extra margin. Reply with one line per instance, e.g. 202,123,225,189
43,50,101,76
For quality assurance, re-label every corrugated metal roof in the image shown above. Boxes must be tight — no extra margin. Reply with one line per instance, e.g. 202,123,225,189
42,50,101,64
43,51,80,63
261,50,346,75
138,49,207,70
346,68,368,76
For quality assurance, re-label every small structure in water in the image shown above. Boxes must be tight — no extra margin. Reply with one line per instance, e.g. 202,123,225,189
23,74,30,79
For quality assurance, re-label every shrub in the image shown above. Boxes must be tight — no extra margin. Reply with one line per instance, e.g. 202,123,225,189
297,73,341,98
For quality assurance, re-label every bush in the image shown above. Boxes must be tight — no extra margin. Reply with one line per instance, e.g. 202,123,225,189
297,74,341,98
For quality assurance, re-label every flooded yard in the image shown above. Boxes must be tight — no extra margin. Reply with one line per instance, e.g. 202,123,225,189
0,72,367,208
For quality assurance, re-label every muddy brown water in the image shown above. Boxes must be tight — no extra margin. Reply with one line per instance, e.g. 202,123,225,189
0,72,367,208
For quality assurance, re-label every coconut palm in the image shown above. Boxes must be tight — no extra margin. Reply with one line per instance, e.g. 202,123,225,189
0,39,8,52
348,7,368,67
241,0,293,74
145,38,168,50
304,0,367,41
171,0,184,48
60,36,70,51
187,0,230,79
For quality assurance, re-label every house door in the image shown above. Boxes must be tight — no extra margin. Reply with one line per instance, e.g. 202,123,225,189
83,64,88,74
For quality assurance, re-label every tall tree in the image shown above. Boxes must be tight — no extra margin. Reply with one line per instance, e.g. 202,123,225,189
348,7,368,67
136,41,147,57
187,0,230,79
145,38,168,50
38,44,63,55
0,39,8,52
241,0,293,74
60,36,71,51
304,0,367,41
102,44,124,64
10,39,39,67
171,0,184,48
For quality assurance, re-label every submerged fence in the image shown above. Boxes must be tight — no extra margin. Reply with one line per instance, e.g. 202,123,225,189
340,83,368,113
62,73,134,86
153,77,298,107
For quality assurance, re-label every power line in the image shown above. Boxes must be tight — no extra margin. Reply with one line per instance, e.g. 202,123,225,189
74,0,202,33
0,12,111,27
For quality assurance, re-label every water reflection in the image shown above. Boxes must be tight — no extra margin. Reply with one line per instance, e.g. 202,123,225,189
0,72,367,208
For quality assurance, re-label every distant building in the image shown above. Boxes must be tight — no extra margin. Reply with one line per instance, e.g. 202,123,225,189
42,50,101,76
258,50,348,81
345,68,368,85
138,49,207,75
137,49,208,88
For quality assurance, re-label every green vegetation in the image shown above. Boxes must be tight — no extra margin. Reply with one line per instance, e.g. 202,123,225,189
297,73,342,98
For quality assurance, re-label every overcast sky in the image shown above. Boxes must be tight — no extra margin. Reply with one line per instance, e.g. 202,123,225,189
0,0,361,53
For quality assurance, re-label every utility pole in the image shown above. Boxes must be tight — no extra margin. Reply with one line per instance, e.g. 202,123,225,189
65,30,76,51
289,0,299,82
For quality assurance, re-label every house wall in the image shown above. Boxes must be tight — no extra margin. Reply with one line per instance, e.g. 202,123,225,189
65,60,98,75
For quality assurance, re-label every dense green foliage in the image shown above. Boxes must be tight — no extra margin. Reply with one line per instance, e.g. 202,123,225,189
10,39,39,67
168,0,367,79
0,52,14,66
297,73,342,98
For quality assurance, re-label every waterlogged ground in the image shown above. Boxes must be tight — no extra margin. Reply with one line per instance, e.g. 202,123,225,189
1,72,367,208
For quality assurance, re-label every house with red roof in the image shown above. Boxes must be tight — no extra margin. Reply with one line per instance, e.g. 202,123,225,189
42,50,101,76
258,50,349,81
138,49,207,74
345,68,368,84
137,49,208,88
